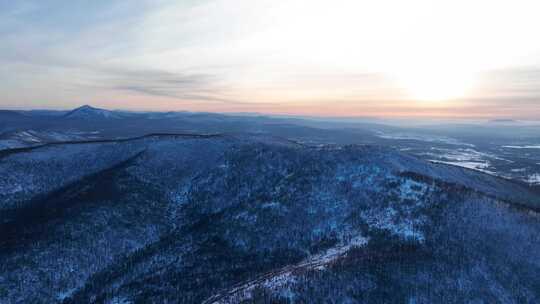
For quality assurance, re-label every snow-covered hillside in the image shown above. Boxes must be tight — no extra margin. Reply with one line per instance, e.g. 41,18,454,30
0,134,538,304
0,129,103,151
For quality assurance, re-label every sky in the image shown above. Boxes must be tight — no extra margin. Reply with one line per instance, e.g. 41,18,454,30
1,0,540,118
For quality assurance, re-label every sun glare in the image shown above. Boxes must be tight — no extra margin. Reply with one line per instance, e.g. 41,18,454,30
395,68,478,102
228,0,485,104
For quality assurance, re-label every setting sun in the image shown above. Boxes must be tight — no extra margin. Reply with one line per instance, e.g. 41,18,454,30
394,67,478,101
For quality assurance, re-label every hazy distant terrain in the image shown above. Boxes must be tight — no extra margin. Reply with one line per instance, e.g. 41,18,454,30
0,106,539,303
2,105,540,186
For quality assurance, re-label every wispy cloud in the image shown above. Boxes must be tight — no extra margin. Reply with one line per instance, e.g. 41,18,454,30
103,68,231,102
1,0,540,118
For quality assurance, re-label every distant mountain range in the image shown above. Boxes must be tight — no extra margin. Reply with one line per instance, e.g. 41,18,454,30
0,105,392,151
0,109,26,118
1,105,540,187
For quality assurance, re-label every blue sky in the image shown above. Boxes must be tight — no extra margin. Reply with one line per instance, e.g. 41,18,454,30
1,0,540,118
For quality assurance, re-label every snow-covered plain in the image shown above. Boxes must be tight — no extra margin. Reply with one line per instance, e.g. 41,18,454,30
375,132,474,147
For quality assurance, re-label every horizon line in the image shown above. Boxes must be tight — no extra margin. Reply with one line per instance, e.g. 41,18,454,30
2,104,539,122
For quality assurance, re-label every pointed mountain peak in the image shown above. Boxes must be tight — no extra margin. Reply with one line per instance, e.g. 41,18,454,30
78,104,96,110
64,105,119,119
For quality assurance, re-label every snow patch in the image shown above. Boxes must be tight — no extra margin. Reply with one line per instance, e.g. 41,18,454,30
399,179,427,201
107,296,132,304
424,147,512,174
56,288,77,301
205,235,369,304
362,207,426,242
376,132,474,147
524,173,540,185
502,145,540,149
430,160,494,174
511,168,527,173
